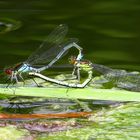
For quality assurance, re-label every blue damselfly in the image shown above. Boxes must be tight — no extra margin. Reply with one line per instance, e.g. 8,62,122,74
4,24,83,84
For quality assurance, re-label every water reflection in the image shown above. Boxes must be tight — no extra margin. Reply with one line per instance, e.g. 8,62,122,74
0,97,122,115
0,97,80,114
0,18,21,34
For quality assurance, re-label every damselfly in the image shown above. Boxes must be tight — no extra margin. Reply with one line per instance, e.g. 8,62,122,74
29,55,93,88
4,24,83,85
29,55,140,90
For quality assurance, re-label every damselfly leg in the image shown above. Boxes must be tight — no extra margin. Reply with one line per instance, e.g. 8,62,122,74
29,69,92,88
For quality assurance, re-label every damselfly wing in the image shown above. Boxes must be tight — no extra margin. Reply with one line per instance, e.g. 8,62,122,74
25,24,69,66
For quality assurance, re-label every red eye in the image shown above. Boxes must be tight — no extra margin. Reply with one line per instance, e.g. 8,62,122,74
5,69,12,75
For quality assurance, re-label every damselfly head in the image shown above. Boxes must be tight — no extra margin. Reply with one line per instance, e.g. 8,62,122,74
4,62,23,75
68,56,77,64
4,68,12,75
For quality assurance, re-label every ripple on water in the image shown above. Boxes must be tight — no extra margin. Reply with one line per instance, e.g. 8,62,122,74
0,18,22,34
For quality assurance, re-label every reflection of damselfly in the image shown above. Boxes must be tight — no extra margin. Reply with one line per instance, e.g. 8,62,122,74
4,24,83,85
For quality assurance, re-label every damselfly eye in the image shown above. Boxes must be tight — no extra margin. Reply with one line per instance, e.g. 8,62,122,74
5,69,12,75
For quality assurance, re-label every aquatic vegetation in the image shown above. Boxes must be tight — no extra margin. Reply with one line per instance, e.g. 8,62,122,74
0,102,133,139
0,125,29,140
37,103,140,140
0,112,91,119
0,85,139,102
0,102,139,139
0,119,83,140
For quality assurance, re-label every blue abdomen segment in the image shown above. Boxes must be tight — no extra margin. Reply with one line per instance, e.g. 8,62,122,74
18,63,37,73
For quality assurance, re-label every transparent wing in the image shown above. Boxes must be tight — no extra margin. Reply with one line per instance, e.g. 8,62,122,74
42,38,79,65
25,24,68,66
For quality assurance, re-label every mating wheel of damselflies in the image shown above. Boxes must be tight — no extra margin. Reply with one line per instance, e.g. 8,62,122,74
4,24,83,87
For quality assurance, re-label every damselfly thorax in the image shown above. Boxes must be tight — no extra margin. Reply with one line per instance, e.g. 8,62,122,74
5,63,37,74
4,63,38,82
5,63,23,76
69,56,92,72
69,56,93,82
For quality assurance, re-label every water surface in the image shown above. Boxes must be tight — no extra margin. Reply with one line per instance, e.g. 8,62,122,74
0,0,140,71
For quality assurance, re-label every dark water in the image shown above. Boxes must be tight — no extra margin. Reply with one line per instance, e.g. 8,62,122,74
0,1,140,138
0,0,140,71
